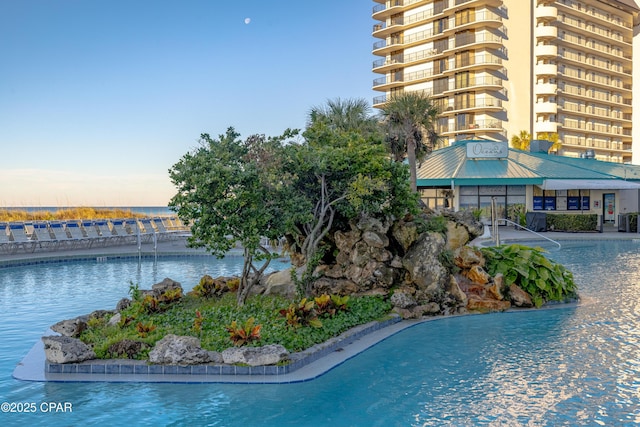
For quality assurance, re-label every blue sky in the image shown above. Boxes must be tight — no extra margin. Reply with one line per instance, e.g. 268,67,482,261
0,1,376,207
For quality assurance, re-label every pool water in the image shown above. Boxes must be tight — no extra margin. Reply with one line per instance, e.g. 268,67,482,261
1,241,640,426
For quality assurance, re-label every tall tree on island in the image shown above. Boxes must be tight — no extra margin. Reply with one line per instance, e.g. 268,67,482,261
379,91,440,192
168,127,302,305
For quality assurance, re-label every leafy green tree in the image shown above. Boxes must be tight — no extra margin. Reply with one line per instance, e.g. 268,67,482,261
510,130,532,150
168,127,299,305
379,91,440,192
284,109,418,296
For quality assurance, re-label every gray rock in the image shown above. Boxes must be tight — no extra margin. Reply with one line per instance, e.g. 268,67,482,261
402,232,450,301
263,267,300,299
42,336,96,364
152,278,182,295
390,291,417,309
107,313,121,327
148,334,221,365
116,298,131,311
50,317,87,338
222,344,289,366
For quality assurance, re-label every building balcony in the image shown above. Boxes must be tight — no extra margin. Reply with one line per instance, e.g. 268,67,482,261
534,121,558,134
373,95,387,107
535,83,557,95
441,98,503,113
372,72,406,91
535,63,557,76
534,101,557,115
535,6,557,21
452,10,504,31
535,44,557,58
447,54,503,75
372,0,427,20
444,76,503,94
439,119,506,136
535,25,557,40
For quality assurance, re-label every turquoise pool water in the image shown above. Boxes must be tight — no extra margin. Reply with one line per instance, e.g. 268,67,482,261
1,241,640,426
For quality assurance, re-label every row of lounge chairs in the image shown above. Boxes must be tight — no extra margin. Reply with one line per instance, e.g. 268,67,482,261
0,217,190,254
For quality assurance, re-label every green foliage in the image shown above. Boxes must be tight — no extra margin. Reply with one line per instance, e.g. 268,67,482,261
511,130,531,150
415,214,448,235
471,208,483,221
226,317,262,347
438,249,460,275
546,214,598,232
507,204,526,226
279,298,323,329
128,281,141,302
79,293,392,358
481,244,578,307
136,321,156,338
379,91,440,192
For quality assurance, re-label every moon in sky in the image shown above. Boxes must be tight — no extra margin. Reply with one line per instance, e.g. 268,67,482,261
244,18,251,24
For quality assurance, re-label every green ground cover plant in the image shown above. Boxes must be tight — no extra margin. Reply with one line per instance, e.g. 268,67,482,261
79,291,392,360
480,244,578,307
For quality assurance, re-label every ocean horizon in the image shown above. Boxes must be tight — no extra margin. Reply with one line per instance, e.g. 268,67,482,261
0,206,174,216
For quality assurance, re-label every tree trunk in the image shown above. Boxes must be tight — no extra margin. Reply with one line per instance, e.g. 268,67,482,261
407,136,418,192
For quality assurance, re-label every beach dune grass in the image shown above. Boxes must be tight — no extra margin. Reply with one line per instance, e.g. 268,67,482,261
0,207,147,222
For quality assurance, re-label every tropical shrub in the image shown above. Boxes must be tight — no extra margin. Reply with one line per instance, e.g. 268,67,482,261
546,214,597,232
226,317,262,347
481,244,577,307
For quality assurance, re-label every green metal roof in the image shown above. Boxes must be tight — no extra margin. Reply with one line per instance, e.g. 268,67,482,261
416,140,640,187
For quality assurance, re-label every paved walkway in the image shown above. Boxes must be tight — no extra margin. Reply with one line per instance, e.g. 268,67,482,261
0,235,215,267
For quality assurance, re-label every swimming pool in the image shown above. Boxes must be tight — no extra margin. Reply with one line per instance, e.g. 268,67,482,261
1,241,639,426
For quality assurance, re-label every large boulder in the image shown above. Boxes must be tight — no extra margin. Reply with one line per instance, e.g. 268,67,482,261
50,317,87,338
222,344,289,367
402,232,450,301
467,296,511,312
149,334,222,365
263,267,301,299
391,220,419,253
42,336,96,364
445,220,470,251
509,283,533,307
152,278,182,295
454,246,485,269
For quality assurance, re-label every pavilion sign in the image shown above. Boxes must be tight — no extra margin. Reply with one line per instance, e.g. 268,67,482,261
466,141,508,159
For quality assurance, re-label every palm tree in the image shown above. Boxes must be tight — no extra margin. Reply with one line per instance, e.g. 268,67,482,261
537,132,562,153
307,98,379,135
379,91,440,192
511,130,532,150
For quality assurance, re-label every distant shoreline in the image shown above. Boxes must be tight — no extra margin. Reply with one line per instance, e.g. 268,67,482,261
0,206,175,222
0,206,173,216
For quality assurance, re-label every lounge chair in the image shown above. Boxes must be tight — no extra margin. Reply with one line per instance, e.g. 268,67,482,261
50,221,83,249
81,221,108,247
32,222,58,250
110,219,135,244
8,223,36,253
137,218,157,243
94,220,120,245
0,222,12,254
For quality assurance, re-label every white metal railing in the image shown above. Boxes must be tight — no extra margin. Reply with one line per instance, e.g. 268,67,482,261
490,197,561,249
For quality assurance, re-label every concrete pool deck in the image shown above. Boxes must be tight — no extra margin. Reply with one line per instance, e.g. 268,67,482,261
6,226,635,384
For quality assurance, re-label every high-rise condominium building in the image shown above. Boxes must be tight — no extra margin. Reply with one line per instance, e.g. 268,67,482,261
371,0,640,163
